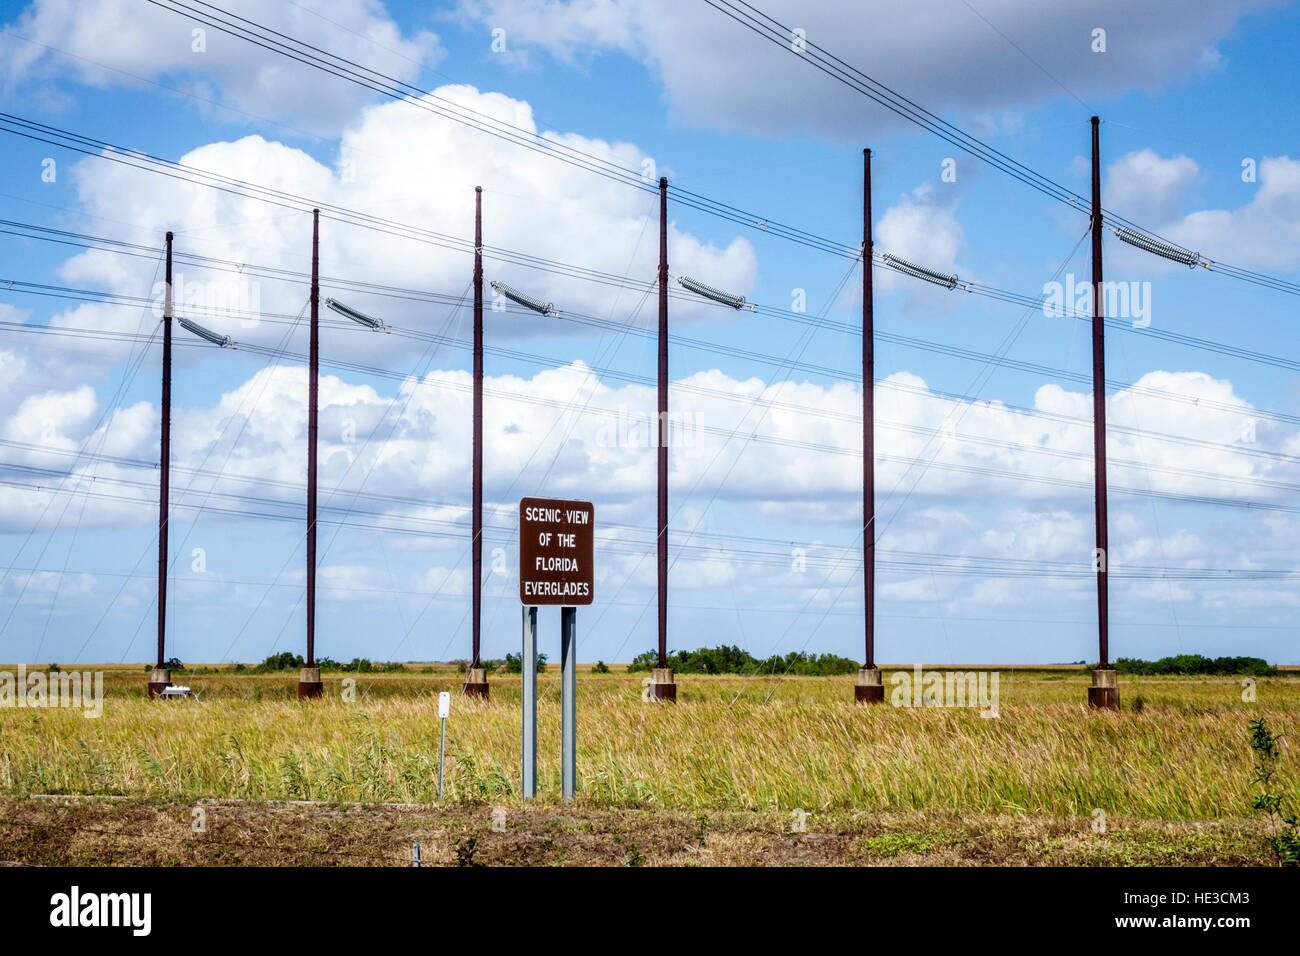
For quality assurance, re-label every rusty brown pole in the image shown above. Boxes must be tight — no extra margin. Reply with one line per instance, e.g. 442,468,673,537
466,187,488,698
1088,117,1118,709
299,209,323,699
651,176,676,701
855,150,883,704
149,232,175,698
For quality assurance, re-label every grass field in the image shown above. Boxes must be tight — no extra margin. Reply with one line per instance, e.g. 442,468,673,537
1,665,1295,865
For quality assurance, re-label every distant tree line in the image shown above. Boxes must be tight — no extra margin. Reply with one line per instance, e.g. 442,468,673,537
170,650,1280,678
628,644,858,676
1109,655,1277,676
503,652,547,674
251,652,405,673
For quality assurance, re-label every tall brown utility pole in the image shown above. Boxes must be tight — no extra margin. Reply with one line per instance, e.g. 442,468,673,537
299,209,324,700
466,186,489,698
149,231,175,699
650,176,676,701
856,149,883,704
1088,117,1118,709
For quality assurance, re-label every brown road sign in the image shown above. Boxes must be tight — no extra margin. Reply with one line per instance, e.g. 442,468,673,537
519,497,595,606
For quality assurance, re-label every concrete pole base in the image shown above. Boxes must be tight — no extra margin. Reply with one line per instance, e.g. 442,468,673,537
854,666,884,704
147,668,172,699
464,666,489,699
650,667,677,702
1087,666,1120,710
297,666,323,700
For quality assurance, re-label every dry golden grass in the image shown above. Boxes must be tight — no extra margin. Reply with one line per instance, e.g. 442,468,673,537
1,668,1294,824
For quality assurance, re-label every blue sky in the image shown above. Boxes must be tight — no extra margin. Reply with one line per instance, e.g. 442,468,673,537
1,0,1298,668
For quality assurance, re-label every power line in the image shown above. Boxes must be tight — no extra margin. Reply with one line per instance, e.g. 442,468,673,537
0,248,166,644
145,0,865,259
703,0,1300,299
3,13,1296,656
9,273,1300,439
747,226,1089,700
8,296,1300,521
3,474,1291,582
5,7,1298,310
9,214,1298,389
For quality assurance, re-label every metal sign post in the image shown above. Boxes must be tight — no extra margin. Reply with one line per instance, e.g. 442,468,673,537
518,497,593,803
561,606,576,803
521,605,537,798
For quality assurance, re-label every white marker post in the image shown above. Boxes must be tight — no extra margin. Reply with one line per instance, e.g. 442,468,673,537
438,691,450,800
